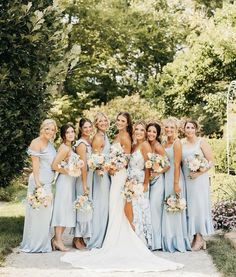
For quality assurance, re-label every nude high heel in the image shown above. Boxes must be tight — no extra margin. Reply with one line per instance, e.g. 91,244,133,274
192,239,206,251
52,239,69,252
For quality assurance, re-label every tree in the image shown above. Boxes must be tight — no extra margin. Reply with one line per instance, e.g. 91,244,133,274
0,0,72,187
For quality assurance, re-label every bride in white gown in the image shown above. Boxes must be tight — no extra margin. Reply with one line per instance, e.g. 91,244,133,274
61,113,183,272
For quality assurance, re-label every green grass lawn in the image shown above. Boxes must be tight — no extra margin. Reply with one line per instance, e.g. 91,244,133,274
0,202,24,266
207,235,236,277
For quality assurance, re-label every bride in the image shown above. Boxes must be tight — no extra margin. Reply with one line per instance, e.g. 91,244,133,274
61,112,183,272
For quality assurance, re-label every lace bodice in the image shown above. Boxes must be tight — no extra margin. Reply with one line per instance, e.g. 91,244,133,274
127,149,145,183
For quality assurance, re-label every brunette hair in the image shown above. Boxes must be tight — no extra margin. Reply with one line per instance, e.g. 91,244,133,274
60,123,75,142
116,112,133,139
184,119,199,131
77,118,92,139
146,122,161,143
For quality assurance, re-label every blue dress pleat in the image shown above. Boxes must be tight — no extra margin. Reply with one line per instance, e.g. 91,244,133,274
161,141,191,252
87,135,111,249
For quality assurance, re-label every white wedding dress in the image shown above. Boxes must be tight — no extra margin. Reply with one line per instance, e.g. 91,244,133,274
61,144,183,272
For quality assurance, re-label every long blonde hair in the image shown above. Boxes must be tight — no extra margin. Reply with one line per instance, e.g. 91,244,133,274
132,120,147,143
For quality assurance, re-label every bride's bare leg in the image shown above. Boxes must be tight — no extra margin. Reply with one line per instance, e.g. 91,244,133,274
124,201,135,231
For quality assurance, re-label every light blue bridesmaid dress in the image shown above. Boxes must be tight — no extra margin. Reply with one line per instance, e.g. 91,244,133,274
86,135,111,249
161,140,191,252
149,174,165,250
181,138,214,238
128,149,152,248
74,138,93,239
51,150,77,228
20,142,56,252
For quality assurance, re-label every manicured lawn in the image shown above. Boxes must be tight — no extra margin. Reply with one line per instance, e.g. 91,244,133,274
207,235,236,277
0,202,24,266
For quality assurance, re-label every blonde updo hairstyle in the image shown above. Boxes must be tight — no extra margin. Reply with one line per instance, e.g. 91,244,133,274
39,119,58,140
93,112,110,130
132,120,147,143
163,117,180,139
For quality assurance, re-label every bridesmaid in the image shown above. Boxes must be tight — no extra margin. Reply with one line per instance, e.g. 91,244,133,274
181,119,214,250
161,117,191,252
51,123,77,251
86,112,111,249
127,121,152,248
146,122,169,251
73,118,93,249
20,119,57,253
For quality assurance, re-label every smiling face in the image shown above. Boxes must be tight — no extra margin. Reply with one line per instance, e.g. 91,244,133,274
147,126,158,142
134,123,146,141
164,122,177,139
116,115,128,131
41,123,56,141
65,127,75,143
184,122,197,139
81,121,93,137
97,116,109,132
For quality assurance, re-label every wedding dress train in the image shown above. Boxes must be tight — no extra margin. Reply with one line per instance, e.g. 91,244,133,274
61,163,183,272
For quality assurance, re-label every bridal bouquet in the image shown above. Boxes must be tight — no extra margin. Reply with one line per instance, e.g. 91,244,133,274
145,153,170,173
164,194,186,212
87,152,109,176
121,177,144,202
66,153,84,177
74,194,93,222
185,153,209,172
27,186,53,209
106,144,129,174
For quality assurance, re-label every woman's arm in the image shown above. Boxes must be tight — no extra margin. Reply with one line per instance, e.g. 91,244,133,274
189,138,214,179
154,143,170,174
173,140,182,194
52,145,70,174
141,141,152,192
75,143,89,194
29,139,41,188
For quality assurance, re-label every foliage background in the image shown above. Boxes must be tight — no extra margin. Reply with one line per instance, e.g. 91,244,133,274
1,0,236,187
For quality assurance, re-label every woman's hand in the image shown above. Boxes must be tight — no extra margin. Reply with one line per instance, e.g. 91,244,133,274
174,183,181,194
83,186,89,195
189,171,202,179
150,171,159,179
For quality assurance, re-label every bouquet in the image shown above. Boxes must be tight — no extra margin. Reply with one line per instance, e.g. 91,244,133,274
74,194,93,222
145,153,170,173
27,186,53,209
164,194,186,212
87,152,108,176
121,177,144,202
66,153,84,177
106,144,129,174
185,153,209,172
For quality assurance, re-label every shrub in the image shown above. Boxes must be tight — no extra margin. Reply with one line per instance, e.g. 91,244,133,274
0,1,69,187
83,94,162,139
212,200,236,231
208,139,236,174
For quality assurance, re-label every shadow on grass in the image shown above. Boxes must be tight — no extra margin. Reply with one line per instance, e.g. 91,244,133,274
0,216,24,266
207,234,236,277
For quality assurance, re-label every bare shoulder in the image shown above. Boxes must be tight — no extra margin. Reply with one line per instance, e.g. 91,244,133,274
154,142,165,154
120,133,131,144
141,141,152,152
29,137,42,151
58,143,70,154
93,133,104,144
173,138,181,149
